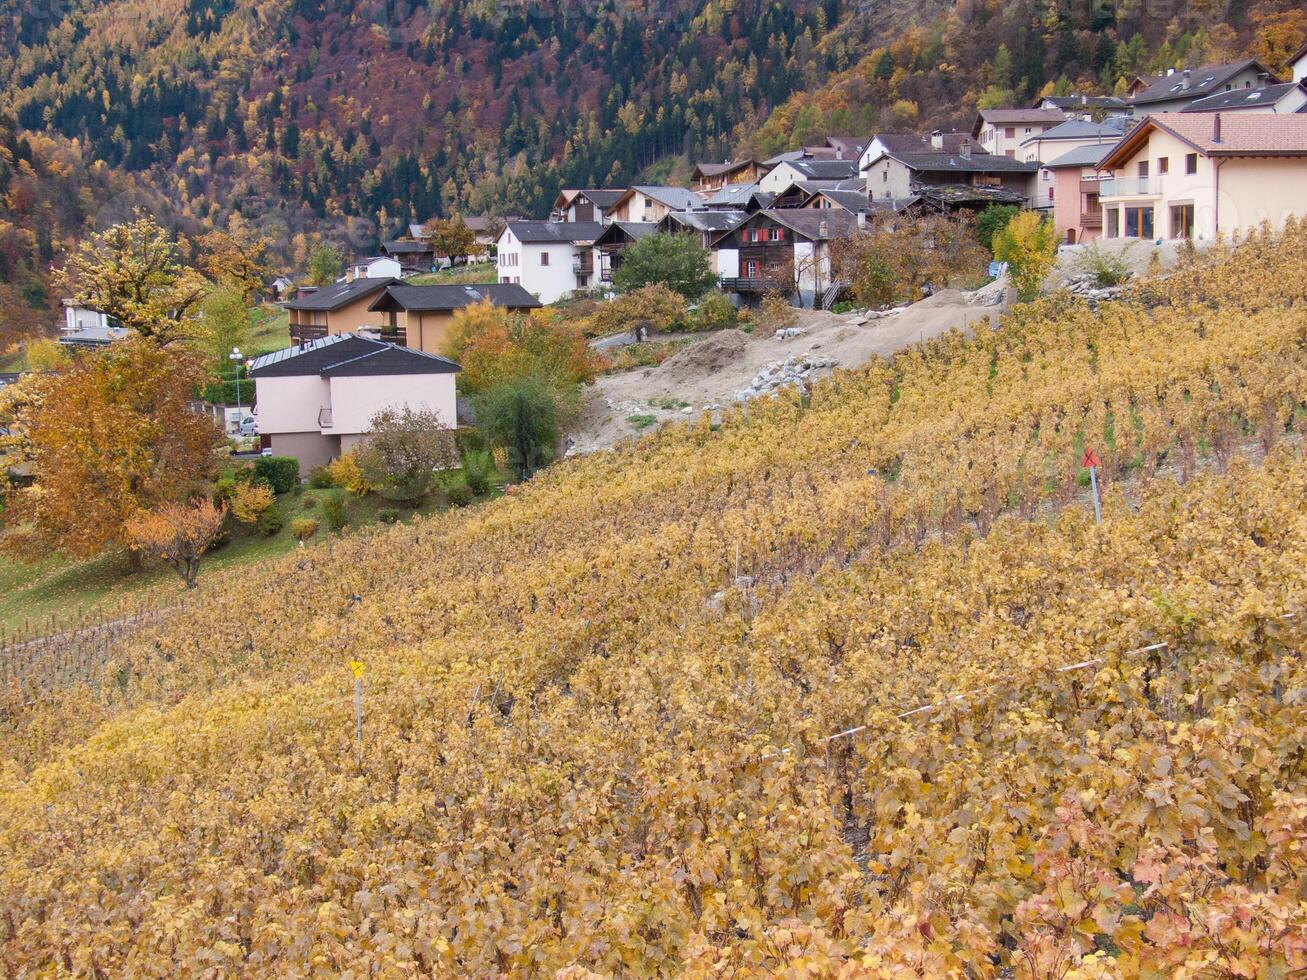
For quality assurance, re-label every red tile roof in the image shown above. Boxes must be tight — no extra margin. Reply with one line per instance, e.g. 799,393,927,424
1098,112,1307,169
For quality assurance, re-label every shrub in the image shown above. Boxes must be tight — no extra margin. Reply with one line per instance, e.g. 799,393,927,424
447,484,473,507
322,492,347,531
688,292,738,332
289,517,319,541
589,284,687,340
462,449,496,496
325,452,372,496
356,407,460,504
1074,242,1134,287
756,292,798,332
300,495,317,509
229,482,275,524
253,456,299,494
256,505,284,537
975,204,1021,254
376,508,400,524
307,464,338,489
473,377,559,481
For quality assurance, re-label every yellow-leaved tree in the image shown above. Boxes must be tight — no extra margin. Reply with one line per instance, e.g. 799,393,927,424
125,500,227,588
994,210,1059,301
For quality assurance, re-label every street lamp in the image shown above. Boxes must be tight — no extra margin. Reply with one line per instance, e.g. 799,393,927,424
230,347,243,435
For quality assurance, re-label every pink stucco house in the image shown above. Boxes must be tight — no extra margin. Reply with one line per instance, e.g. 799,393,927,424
250,334,460,476
1043,142,1120,244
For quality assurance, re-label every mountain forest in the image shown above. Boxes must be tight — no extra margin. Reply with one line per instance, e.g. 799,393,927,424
0,0,1304,321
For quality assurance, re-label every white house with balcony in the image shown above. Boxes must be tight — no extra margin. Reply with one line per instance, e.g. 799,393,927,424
496,220,605,303
1095,113,1307,241
249,334,459,476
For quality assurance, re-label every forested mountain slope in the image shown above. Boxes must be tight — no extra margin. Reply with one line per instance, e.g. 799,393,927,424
1,224,1305,974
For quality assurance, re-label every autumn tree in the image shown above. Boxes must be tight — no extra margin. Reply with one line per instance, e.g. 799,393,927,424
994,211,1059,301
59,211,208,343
454,306,595,395
24,338,69,372
425,217,478,265
193,285,251,372
356,407,460,504
195,229,274,301
473,377,559,481
0,283,45,351
833,215,986,307
125,500,227,588
612,233,717,300
0,338,223,562
307,243,344,286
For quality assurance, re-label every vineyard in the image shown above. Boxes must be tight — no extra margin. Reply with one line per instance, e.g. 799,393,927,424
2,224,1307,974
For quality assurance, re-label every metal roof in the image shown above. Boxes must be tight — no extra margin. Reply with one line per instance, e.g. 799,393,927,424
506,220,606,243
660,210,747,232
1043,143,1119,169
1129,60,1278,105
1020,117,1131,145
250,333,459,377
1180,82,1304,112
284,277,397,311
368,283,541,313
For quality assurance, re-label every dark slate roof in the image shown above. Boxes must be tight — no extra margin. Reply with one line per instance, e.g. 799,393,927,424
804,190,875,213
368,283,542,313
692,160,757,178
284,277,397,311
1021,118,1131,144
890,150,1037,173
1044,143,1119,169
702,182,761,206
593,222,659,247
250,333,458,378
382,240,435,254
760,208,859,240
576,189,625,210
660,210,747,232
1180,82,1304,112
507,220,606,243
627,185,703,210
873,132,982,156
1035,95,1129,110
1129,60,1278,105
781,159,859,180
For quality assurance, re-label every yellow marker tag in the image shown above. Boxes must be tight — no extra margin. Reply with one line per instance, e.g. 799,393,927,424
349,660,365,678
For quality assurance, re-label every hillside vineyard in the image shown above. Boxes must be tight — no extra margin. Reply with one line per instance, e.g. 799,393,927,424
2,225,1307,973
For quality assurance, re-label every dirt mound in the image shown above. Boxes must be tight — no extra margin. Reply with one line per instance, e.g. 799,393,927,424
915,288,966,308
660,329,750,373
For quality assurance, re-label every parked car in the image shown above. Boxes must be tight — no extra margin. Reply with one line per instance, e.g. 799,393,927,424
238,416,258,436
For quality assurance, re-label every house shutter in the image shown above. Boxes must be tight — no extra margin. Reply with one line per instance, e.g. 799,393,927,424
776,228,785,241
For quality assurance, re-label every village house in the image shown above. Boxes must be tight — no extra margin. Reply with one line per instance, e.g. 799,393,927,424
380,239,437,274
605,186,702,224
61,299,114,333
1096,112,1307,241
1042,143,1119,244
1291,43,1307,84
1019,118,1132,209
286,277,397,345
1179,82,1307,115
592,222,658,285
757,158,859,194
250,334,459,477
857,132,981,176
699,182,766,211
1127,60,1281,115
768,178,866,210
861,135,1036,208
691,161,764,192
365,283,542,353
496,220,605,303
344,256,403,281
656,211,747,276
972,108,1067,157
549,190,625,224
712,209,858,309
1030,94,1130,117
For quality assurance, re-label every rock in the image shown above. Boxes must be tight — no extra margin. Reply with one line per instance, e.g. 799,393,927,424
681,406,694,414
774,327,807,340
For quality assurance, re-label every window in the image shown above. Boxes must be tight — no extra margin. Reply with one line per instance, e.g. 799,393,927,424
1137,160,1149,179
745,260,761,278
1157,157,1169,174
1005,149,1015,158
1106,208,1120,239
1170,204,1195,239
1024,127,1032,135
540,252,550,266
769,227,784,242
1124,205,1154,238
1042,168,1051,181
1004,127,1016,139
1048,186,1055,202
1185,153,1198,175
882,170,888,182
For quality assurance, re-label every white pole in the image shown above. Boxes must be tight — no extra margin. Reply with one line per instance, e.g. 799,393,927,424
355,677,363,745
1089,466,1102,525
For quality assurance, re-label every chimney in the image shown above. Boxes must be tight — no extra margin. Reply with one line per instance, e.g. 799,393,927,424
1212,112,1221,143
930,129,944,150
818,219,829,238
1181,68,1192,90
960,142,972,158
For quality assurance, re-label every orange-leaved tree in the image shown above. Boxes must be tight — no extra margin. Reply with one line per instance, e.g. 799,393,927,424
456,306,595,394
125,500,227,588
0,338,224,562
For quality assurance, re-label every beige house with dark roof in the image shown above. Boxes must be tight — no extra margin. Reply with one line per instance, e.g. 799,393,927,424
972,108,1067,157
1096,113,1307,240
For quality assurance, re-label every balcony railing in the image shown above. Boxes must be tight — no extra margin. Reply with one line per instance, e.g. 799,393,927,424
318,407,333,429
1098,177,1160,197
1081,211,1103,229
720,276,786,294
